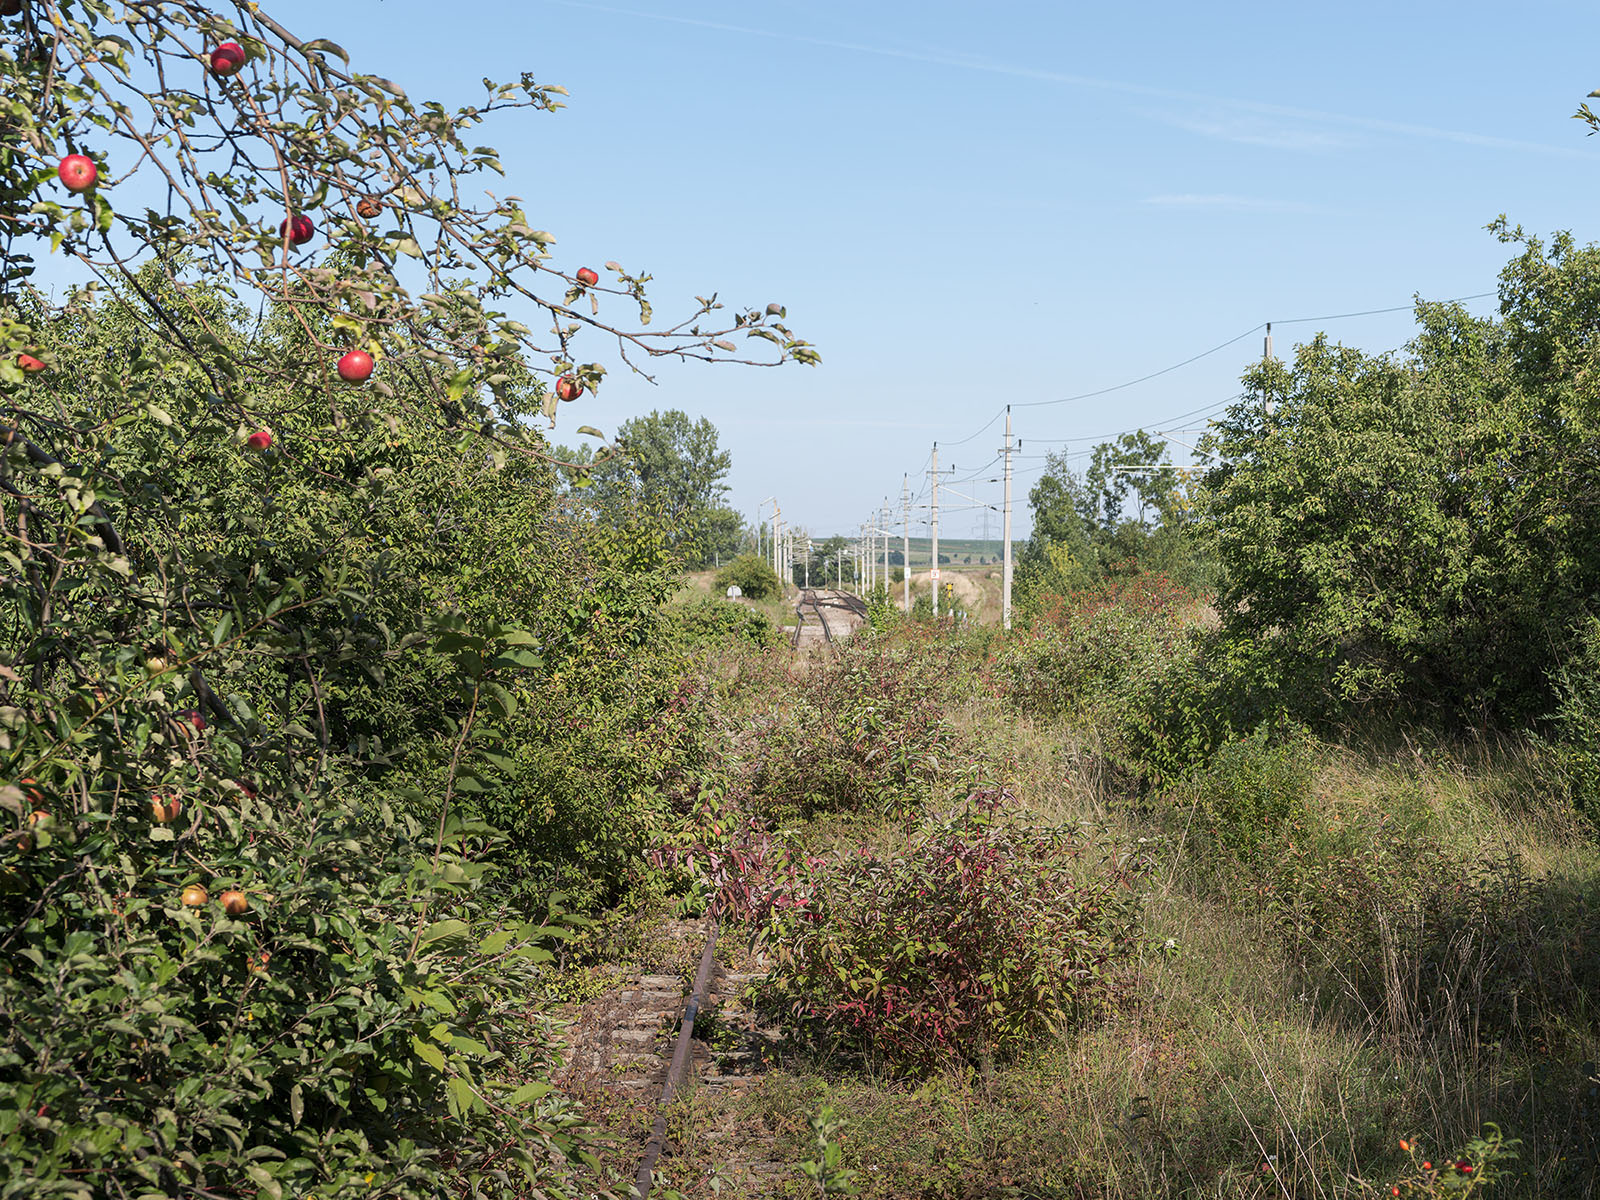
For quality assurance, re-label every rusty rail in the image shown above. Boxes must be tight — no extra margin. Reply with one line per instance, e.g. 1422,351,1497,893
631,919,720,1200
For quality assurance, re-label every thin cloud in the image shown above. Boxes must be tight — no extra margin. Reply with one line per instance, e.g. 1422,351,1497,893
1157,111,1361,152
1143,193,1336,215
723,416,948,431
541,0,1591,161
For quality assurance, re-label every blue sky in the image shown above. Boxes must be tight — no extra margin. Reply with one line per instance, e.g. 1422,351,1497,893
95,3,1600,536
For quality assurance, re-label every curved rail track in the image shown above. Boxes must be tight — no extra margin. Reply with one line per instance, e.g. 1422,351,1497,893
790,588,869,649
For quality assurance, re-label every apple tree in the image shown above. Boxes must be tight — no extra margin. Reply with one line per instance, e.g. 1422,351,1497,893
0,1,815,1195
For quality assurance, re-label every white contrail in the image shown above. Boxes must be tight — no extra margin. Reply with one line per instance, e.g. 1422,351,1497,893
541,0,1591,160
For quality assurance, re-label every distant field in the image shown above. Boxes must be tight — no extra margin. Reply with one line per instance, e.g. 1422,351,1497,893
858,537,1020,570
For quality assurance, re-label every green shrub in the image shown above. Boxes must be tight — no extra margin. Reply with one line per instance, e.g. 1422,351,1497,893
0,787,593,1199
715,554,782,600
744,634,961,819
863,584,899,632
1548,613,1600,822
991,576,1195,721
667,595,783,648
1181,725,1318,860
992,577,1287,788
756,791,1145,1073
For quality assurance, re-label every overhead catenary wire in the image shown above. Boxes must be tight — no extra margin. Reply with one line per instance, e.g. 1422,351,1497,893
834,286,1502,545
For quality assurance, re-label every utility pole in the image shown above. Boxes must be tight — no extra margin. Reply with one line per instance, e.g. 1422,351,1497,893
901,475,911,613
1002,405,1014,632
768,506,777,581
929,443,942,618
757,497,775,566
880,502,889,597
1262,322,1275,418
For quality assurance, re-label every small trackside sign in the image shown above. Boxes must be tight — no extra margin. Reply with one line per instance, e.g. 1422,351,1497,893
931,568,940,580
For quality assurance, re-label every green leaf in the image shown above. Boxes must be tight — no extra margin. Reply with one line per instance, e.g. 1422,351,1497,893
477,930,513,954
411,1037,446,1072
301,38,351,64
419,919,471,946
244,1164,283,1200
507,1080,551,1104
448,1075,478,1116
492,647,543,670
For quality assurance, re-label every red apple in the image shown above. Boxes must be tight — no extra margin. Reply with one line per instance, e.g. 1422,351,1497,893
245,429,272,451
16,353,44,373
18,778,45,806
555,375,583,402
176,709,206,733
279,214,315,246
336,350,374,383
575,267,599,287
356,196,382,219
181,883,208,907
209,41,246,76
219,888,249,915
150,794,183,824
57,154,97,193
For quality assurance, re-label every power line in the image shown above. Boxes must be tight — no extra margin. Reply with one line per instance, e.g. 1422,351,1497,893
941,405,1007,447
1011,288,1499,412
1024,393,1242,444
866,287,1501,543
1271,291,1495,326
1013,328,1262,409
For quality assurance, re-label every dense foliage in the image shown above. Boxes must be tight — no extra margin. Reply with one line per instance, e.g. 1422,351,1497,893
558,409,745,568
1013,437,1209,615
756,790,1144,1075
1201,223,1600,728
0,1,814,1194
714,552,781,600
742,632,961,820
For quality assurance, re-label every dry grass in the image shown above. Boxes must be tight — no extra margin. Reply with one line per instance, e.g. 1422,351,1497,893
636,623,1600,1198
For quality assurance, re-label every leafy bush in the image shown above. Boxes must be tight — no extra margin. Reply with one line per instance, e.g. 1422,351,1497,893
755,791,1145,1073
743,634,961,819
863,583,899,632
715,554,782,600
1180,725,1318,860
0,788,594,1199
0,0,814,1191
1201,229,1600,728
993,576,1285,787
990,575,1197,720
666,595,783,648
1547,613,1600,822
